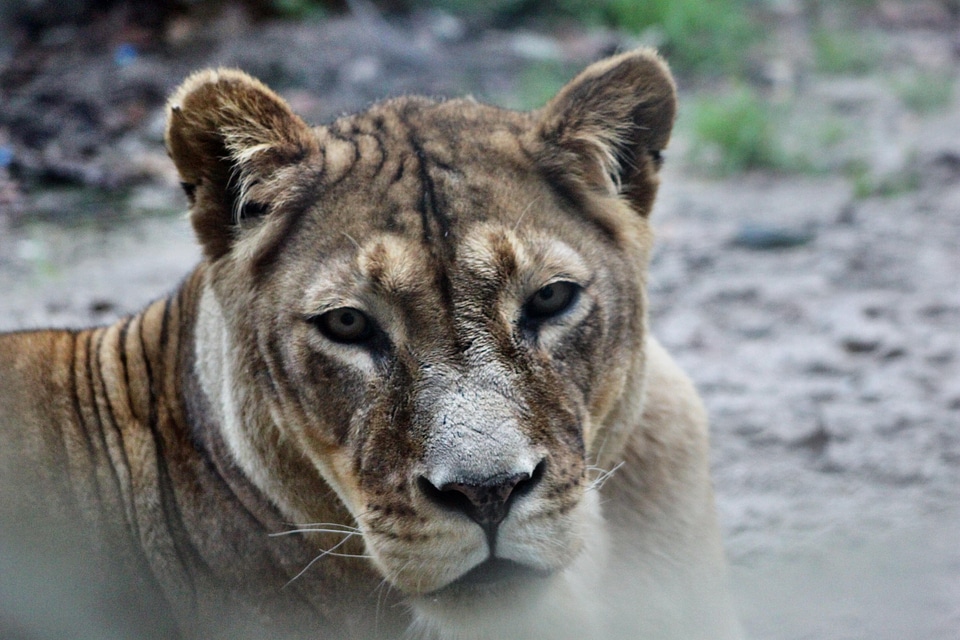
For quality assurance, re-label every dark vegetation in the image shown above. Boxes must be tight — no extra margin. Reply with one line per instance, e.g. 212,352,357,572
3,0,958,221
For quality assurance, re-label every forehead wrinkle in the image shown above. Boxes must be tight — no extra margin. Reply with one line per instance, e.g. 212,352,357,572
459,223,590,288
300,251,365,314
316,128,360,186
357,234,430,299
520,232,591,284
459,223,524,283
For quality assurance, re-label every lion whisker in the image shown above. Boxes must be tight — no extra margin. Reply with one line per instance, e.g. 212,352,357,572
371,571,405,635
341,231,362,250
586,460,624,491
284,535,370,587
317,551,372,559
269,527,362,538
278,520,361,530
513,195,542,232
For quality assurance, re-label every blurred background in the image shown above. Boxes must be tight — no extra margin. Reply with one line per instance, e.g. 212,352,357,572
0,1,958,639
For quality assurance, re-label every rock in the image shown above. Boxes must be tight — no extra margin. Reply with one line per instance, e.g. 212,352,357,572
424,10,465,43
343,55,381,86
837,322,898,355
789,422,831,455
731,222,816,250
510,31,563,61
791,343,852,376
944,381,960,411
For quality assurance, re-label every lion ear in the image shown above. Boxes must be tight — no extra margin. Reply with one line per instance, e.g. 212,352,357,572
536,48,677,217
165,68,317,259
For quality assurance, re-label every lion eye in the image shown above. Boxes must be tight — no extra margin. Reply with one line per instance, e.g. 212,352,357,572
314,307,373,344
524,282,580,322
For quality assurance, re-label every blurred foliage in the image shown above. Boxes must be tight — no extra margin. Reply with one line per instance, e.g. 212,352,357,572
846,160,873,199
812,29,882,75
894,71,955,115
552,0,760,75
405,0,528,16
406,0,761,75
268,0,329,19
845,157,921,200
6,0,954,184
816,117,849,150
510,60,573,110
686,86,800,175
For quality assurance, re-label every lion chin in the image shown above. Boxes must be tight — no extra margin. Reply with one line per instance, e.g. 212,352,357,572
403,492,610,639
408,565,609,640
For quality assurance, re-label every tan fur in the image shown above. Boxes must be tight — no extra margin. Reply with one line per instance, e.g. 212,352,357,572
0,49,741,639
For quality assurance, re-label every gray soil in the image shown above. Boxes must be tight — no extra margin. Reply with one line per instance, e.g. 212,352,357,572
1,4,958,639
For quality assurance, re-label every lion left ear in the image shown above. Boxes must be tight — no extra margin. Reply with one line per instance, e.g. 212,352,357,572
165,68,318,260
536,48,677,217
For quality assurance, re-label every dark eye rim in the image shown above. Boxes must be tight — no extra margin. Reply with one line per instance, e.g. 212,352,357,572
309,307,376,344
522,280,582,324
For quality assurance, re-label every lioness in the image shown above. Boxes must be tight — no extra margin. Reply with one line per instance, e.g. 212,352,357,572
0,49,741,639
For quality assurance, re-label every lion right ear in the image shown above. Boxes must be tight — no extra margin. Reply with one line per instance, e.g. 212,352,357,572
165,69,317,260
535,48,677,218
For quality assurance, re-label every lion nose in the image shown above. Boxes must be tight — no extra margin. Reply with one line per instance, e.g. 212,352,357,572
418,461,546,530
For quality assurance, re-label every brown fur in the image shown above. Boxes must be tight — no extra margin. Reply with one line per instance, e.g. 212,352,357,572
0,49,741,639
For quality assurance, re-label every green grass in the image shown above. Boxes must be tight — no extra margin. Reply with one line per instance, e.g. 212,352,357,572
511,61,574,110
686,86,801,174
845,158,921,199
556,0,759,75
817,117,850,149
845,159,874,199
422,0,761,76
894,71,955,114
270,0,327,19
812,29,882,75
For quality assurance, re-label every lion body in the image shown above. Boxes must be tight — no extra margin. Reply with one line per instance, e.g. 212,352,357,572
0,50,741,639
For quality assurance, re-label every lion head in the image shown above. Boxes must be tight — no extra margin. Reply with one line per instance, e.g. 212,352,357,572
165,48,676,630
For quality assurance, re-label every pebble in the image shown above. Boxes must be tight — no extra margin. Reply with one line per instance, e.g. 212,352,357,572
343,55,381,85
836,322,897,354
15,239,47,262
113,43,138,67
769,412,829,450
943,380,960,411
731,222,816,250
426,10,465,42
510,31,563,61
793,344,852,376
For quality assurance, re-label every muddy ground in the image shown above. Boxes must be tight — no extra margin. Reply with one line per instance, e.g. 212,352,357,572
1,4,958,639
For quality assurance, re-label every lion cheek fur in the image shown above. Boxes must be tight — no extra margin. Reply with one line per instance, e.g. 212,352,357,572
195,287,365,524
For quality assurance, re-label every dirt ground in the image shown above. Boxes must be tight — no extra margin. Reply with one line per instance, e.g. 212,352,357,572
1,4,958,639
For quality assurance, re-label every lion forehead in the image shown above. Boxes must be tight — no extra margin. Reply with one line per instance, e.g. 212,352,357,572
459,223,592,284
356,233,433,297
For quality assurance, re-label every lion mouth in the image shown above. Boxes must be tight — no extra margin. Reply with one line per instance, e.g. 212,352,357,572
427,558,551,598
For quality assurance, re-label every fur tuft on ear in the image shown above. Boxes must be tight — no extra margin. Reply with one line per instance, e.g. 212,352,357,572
536,48,677,217
165,68,316,259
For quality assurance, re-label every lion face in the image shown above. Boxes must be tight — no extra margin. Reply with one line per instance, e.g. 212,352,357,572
166,50,676,612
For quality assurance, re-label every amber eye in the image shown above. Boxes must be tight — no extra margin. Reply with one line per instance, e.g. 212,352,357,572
524,281,580,322
314,307,373,344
